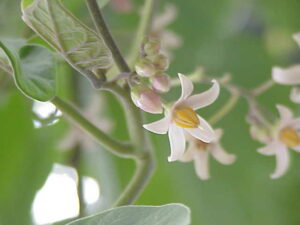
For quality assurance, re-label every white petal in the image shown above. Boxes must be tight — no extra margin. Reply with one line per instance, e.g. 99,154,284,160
272,65,300,85
290,87,300,103
178,73,193,102
210,144,236,165
293,33,300,48
183,80,220,110
289,118,300,129
276,104,293,126
214,128,223,141
291,145,300,152
257,141,277,156
143,117,169,134
194,151,210,180
168,124,186,162
179,142,196,162
185,116,215,143
270,145,289,179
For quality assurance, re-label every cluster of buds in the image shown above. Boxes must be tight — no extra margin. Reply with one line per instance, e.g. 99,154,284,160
131,37,171,114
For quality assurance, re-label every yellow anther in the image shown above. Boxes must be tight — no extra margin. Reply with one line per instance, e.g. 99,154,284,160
279,126,300,147
173,106,200,128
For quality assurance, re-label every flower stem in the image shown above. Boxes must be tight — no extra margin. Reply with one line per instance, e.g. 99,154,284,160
252,79,274,96
114,155,155,206
128,0,157,65
86,0,131,73
51,96,134,157
208,94,239,124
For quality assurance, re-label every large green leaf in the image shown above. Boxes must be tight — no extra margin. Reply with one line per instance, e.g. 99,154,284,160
67,204,190,225
0,40,56,101
21,0,113,88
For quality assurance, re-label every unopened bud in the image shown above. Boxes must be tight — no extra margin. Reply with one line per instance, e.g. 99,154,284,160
135,58,156,77
144,40,161,56
150,53,169,71
131,86,163,114
151,73,171,93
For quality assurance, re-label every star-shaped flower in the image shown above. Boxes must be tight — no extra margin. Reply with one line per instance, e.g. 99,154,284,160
257,105,300,179
179,129,236,180
143,73,220,161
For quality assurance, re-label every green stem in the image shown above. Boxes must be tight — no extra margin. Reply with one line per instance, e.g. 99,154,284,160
86,0,131,73
208,94,239,124
128,0,157,65
252,80,274,96
52,96,134,157
114,155,155,206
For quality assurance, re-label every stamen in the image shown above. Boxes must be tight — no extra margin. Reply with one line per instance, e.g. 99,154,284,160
279,126,300,147
173,106,200,128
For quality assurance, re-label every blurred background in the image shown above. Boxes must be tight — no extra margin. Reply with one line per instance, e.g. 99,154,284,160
1,0,300,224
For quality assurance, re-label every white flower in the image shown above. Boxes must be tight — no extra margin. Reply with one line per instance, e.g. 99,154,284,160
143,73,220,162
272,65,300,103
179,129,236,180
257,105,300,179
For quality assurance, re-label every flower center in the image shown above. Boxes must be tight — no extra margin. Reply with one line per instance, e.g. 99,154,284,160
173,106,200,128
279,126,300,147
195,140,209,151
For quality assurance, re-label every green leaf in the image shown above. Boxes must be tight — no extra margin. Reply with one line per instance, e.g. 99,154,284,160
67,204,191,225
0,48,12,76
21,0,113,88
0,40,56,101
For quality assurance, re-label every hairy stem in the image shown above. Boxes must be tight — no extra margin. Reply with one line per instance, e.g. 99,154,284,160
86,0,131,73
128,0,157,65
208,94,239,124
252,79,274,96
114,155,155,206
52,96,133,157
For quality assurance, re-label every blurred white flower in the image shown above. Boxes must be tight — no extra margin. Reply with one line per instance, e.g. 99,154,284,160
151,4,182,57
272,65,300,103
59,93,113,151
143,73,219,162
257,105,300,179
180,129,236,180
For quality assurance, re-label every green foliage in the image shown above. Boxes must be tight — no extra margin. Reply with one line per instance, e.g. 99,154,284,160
0,91,59,225
0,40,56,101
67,204,190,225
21,0,113,87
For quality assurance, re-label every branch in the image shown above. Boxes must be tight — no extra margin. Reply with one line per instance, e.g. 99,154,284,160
86,0,131,73
51,96,134,157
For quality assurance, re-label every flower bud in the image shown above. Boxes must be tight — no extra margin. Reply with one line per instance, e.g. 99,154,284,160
144,40,161,56
150,53,169,71
135,58,156,77
131,86,163,114
151,73,171,93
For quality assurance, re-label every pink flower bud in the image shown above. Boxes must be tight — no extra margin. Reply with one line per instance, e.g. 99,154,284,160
135,58,156,77
150,53,169,71
144,40,161,56
131,87,163,114
151,73,171,93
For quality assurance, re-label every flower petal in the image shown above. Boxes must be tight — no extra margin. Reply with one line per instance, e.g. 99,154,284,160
178,73,193,102
270,145,289,179
290,87,300,104
291,145,300,152
276,104,293,126
257,141,277,156
183,79,220,110
272,65,300,85
179,142,196,162
210,144,236,165
194,150,210,180
293,32,300,48
143,117,169,134
185,116,215,143
214,128,223,141
168,123,186,162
